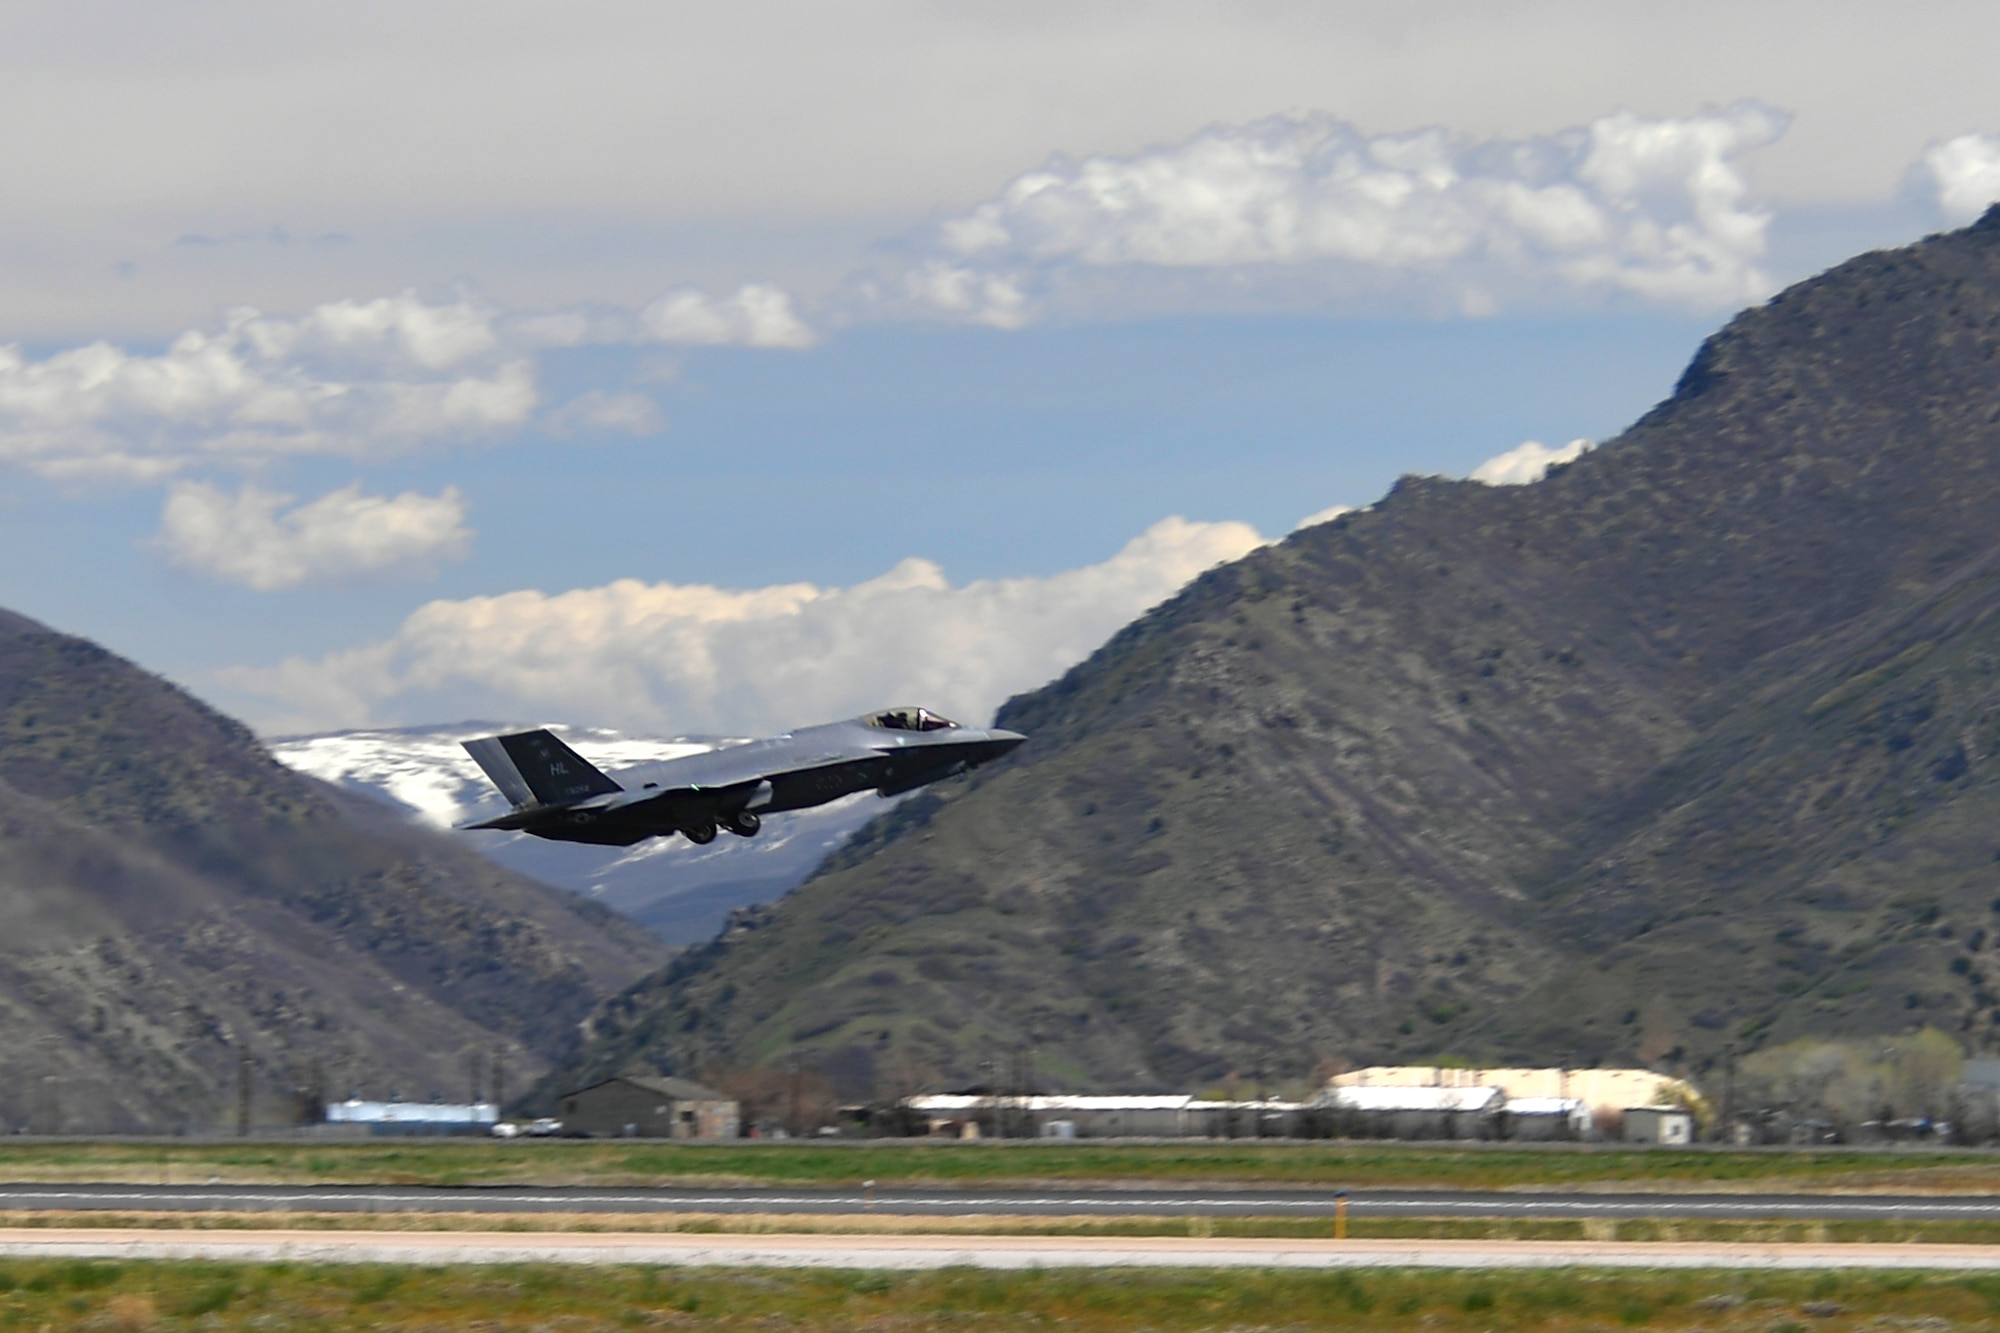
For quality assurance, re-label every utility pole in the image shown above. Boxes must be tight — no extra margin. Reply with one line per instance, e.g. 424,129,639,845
306,1056,327,1125
491,1050,506,1111
1018,1048,1032,1139
788,1054,803,1137
1721,1043,1738,1144
236,1046,252,1138
35,1034,60,1136
1024,1048,1037,1139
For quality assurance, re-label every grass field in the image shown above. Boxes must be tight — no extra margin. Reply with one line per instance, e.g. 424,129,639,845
0,1258,1991,1330
8,1139,2000,1192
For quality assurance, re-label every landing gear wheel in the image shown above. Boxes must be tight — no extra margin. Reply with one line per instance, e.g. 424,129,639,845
724,811,762,838
682,822,718,845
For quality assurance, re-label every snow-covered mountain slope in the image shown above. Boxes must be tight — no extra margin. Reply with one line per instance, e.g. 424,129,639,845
270,723,890,944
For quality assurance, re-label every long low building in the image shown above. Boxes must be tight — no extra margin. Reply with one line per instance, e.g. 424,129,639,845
323,1100,498,1136
1309,1085,1504,1140
904,1078,1661,1142
906,1095,1299,1139
908,1095,1200,1138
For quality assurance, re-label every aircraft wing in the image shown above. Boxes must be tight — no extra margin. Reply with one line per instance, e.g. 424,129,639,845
600,739,889,815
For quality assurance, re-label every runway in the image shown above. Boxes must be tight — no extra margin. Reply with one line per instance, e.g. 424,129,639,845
2,1183,1999,1221
1,1229,2000,1269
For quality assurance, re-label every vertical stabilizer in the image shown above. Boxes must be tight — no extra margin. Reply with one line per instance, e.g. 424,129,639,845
463,729,622,808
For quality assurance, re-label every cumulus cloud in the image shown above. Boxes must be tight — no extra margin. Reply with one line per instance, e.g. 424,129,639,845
218,515,1267,734
0,292,535,482
639,283,817,349
158,481,472,590
0,278,814,482
902,263,1032,330
1924,133,2000,222
239,290,502,370
1469,438,1594,486
886,103,1787,325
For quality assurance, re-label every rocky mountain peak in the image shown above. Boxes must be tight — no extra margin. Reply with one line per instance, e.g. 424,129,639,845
543,215,2000,1101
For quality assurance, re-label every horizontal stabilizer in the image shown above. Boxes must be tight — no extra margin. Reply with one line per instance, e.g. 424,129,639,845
463,729,622,809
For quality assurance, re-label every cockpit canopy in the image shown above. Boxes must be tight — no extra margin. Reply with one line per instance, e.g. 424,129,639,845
866,706,960,732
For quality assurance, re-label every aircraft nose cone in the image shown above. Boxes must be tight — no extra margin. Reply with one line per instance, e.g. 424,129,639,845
984,728,1027,758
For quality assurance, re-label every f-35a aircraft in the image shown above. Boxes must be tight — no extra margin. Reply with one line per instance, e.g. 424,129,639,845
459,707,1025,847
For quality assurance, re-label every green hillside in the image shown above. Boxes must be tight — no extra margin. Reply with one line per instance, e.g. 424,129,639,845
550,209,2000,1100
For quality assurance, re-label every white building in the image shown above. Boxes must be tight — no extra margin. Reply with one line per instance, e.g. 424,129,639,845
904,1094,1309,1139
1622,1105,1694,1145
907,1094,1197,1138
1503,1096,1593,1141
1327,1066,1701,1132
324,1099,498,1136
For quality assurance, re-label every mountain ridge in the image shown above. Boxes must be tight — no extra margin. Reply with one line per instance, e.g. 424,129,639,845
543,210,2000,1102
0,610,669,1130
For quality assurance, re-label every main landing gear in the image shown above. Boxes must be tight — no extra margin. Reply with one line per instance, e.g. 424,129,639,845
681,811,761,844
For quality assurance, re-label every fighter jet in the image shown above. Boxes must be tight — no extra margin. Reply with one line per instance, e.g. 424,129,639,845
458,707,1025,847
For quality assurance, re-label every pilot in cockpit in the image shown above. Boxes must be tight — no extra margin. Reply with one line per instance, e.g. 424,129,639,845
870,707,960,732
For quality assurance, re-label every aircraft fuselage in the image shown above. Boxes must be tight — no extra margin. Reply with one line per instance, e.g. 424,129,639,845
459,708,1024,848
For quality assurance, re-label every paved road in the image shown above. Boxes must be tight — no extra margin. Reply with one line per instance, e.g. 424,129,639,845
2,1229,2000,1269
4,1183,2000,1221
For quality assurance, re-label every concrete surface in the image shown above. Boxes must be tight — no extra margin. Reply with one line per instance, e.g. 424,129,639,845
6,1230,2000,1269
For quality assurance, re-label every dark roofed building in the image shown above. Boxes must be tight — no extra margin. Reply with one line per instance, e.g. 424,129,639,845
558,1075,739,1139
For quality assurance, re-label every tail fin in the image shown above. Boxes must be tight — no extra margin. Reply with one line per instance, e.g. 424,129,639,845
462,729,622,808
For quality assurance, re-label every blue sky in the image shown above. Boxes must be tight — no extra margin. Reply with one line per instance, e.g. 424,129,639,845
0,2,1993,737
0,311,1709,657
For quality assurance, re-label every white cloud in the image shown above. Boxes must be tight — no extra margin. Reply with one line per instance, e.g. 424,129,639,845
157,481,472,590
217,515,1268,734
24,4,2000,343
240,291,501,371
902,263,1031,330
0,293,536,482
543,390,663,438
639,283,817,349
0,100,1804,486
1924,133,2000,222
0,280,813,482
889,104,1787,325
1469,438,1593,486
1293,503,1355,530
